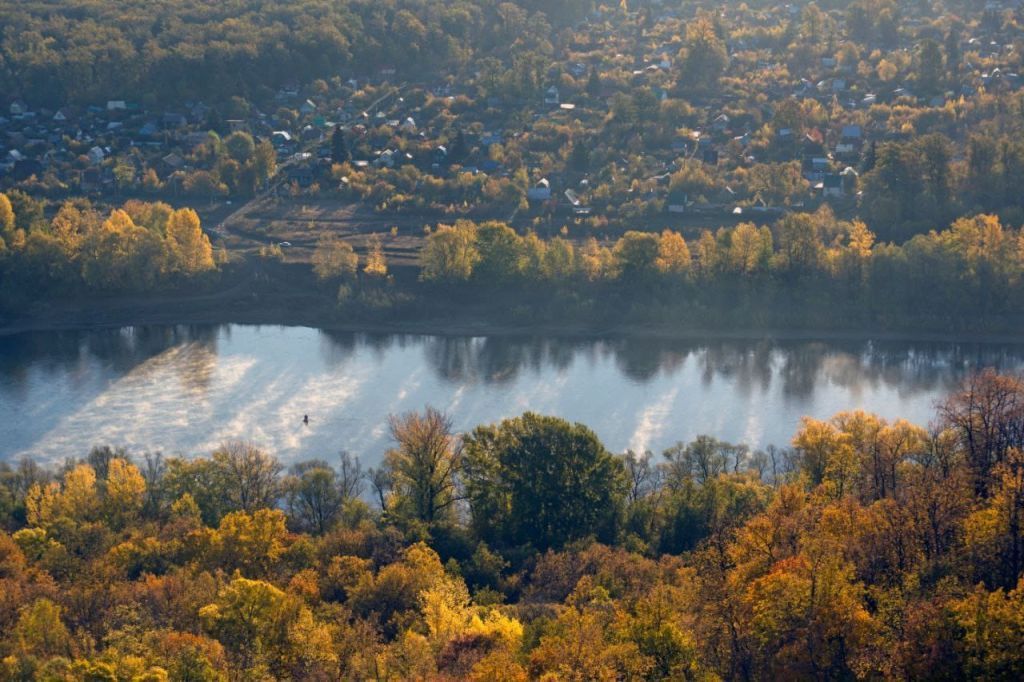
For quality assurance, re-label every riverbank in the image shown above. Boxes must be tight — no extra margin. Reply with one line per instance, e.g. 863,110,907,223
4,285,1024,345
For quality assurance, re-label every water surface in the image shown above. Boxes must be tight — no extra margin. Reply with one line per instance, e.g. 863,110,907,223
1,325,1022,465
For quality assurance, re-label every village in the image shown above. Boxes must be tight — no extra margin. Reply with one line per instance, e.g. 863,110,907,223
2,0,1023,252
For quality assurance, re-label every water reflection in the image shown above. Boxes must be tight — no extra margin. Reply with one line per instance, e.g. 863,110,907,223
1,324,1023,464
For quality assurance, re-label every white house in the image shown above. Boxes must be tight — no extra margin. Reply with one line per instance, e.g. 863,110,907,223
87,146,106,164
527,178,552,201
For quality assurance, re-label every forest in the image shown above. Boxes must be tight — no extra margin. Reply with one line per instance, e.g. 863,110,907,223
1,369,1024,680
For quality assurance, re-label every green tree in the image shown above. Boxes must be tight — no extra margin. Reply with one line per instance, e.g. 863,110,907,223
463,412,628,551
475,221,523,283
614,231,661,283
224,131,256,164
916,38,944,94
331,125,349,164
678,16,728,94
283,460,344,535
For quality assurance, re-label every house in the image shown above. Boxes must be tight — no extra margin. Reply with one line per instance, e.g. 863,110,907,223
271,131,294,149
821,173,844,198
161,152,185,174
802,156,829,182
184,131,211,149
163,113,188,128
667,190,688,214
9,100,28,116
374,149,397,168
277,85,300,100
106,100,127,111
712,114,730,132
80,167,102,191
527,178,552,201
544,86,560,106
400,117,417,133
841,166,859,193
53,109,70,123
300,99,317,115
841,125,863,141
432,145,449,167
87,146,106,165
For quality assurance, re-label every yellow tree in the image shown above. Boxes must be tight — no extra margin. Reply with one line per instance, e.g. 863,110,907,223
363,233,388,277
727,223,772,275
579,237,614,281
654,230,691,277
542,236,576,281
200,577,304,674
105,458,147,527
383,408,461,525
693,230,719,278
12,598,73,659
311,234,358,281
0,192,14,239
167,208,215,274
529,579,653,680
952,579,1024,678
963,450,1024,587
26,463,100,528
792,418,858,497
419,222,479,282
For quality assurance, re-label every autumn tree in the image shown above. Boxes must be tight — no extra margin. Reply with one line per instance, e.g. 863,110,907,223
363,234,388,277
0,192,15,241
383,408,461,526
940,370,1024,495
212,441,282,513
283,460,346,535
678,16,728,95
654,230,691,277
420,222,480,283
311,234,358,281
166,208,215,275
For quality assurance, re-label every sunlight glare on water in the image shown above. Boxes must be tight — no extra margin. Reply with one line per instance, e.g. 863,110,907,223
1,324,1022,466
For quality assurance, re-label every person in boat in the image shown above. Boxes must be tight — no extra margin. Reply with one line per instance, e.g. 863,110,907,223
303,414,309,426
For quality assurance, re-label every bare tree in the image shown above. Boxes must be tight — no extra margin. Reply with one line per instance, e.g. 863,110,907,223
939,369,1024,495
338,450,365,500
368,466,393,511
213,441,282,512
623,450,660,503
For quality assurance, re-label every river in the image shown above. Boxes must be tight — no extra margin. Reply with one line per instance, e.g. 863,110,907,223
1,324,1022,465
